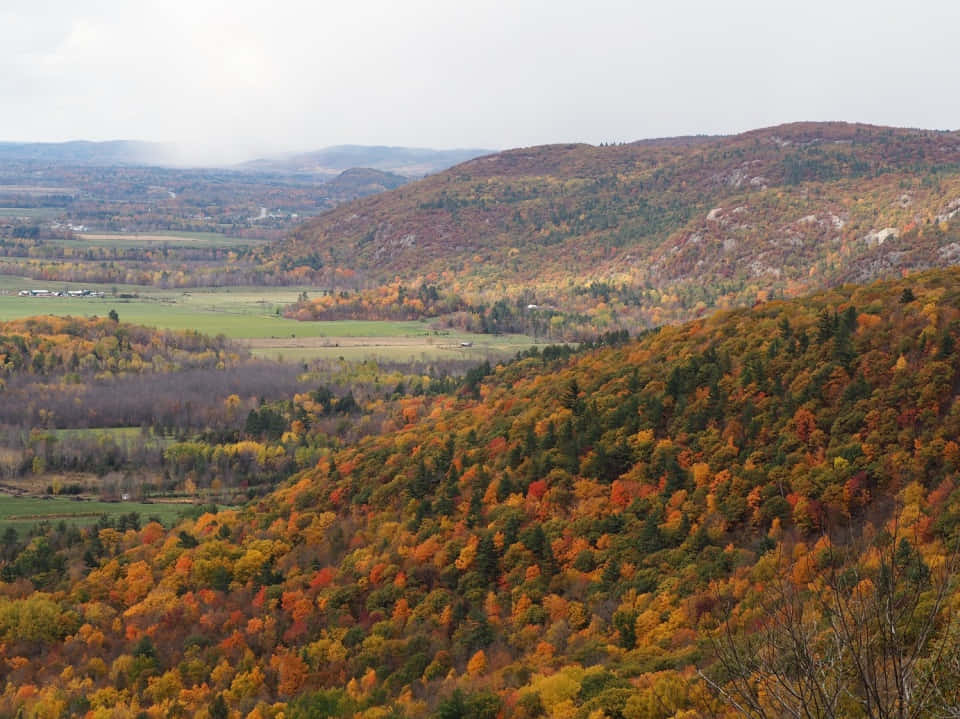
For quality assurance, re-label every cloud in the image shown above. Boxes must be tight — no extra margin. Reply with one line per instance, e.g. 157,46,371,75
0,0,957,162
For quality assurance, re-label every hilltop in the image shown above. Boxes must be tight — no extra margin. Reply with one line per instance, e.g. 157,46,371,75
0,268,958,716
275,122,960,336
321,168,410,200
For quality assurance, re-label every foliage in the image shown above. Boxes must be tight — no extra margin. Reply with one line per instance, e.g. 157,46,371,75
0,269,959,716
274,123,960,338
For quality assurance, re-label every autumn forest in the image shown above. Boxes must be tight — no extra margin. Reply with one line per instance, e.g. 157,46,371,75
0,123,960,718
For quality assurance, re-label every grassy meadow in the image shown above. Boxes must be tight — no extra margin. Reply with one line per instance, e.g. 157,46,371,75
0,494,194,537
59,231,270,249
48,427,172,448
0,207,59,219
0,275,543,360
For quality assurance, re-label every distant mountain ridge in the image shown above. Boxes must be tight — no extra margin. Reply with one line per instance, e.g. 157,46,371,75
0,140,173,166
0,141,492,177
241,144,494,177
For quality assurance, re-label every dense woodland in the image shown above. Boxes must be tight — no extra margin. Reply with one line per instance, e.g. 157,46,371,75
0,269,959,717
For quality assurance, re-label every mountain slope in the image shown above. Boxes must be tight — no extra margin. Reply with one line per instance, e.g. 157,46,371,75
1,268,959,716
275,122,960,335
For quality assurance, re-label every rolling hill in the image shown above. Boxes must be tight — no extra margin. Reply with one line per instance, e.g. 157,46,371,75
274,122,960,336
0,140,489,177
240,145,494,178
321,168,410,200
1,268,958,716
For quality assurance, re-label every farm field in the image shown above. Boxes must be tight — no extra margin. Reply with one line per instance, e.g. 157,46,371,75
0,275,544,359
0,494,194,536
0,207,59,218
241,332,540,362
48,427,172,447
0,278,333,335
62,230,269,249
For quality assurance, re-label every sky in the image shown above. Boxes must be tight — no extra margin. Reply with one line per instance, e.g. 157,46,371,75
2,0,959,163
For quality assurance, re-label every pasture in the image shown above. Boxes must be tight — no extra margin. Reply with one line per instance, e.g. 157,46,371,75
0,276,545,360
242,332,539,362
48,427,173,448
62,231,269,249
0,207,59,219
0,494,192,536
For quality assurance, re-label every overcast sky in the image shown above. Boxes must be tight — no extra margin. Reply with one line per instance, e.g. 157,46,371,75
2,0,958,162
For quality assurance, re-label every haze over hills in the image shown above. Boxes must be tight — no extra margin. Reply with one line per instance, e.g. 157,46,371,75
0,140,174,166
0,140,491,176
240,145,495,178
276,121,960,335
0,144,464,246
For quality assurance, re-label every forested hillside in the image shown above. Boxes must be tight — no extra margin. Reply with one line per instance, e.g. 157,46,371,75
277,123,960,337
1,269,959,717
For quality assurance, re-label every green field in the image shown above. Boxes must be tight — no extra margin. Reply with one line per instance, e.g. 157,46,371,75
0,281,309,336
49,427,172,448
246,333,542,363
0,495,194,536
0,207,59,219
86,230,259,242
0,292,429,338
51,427,146,440
249,346,513,363
0,276,546,360
42,231,271,250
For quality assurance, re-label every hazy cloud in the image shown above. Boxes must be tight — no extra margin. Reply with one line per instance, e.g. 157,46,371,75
2,0,958,162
